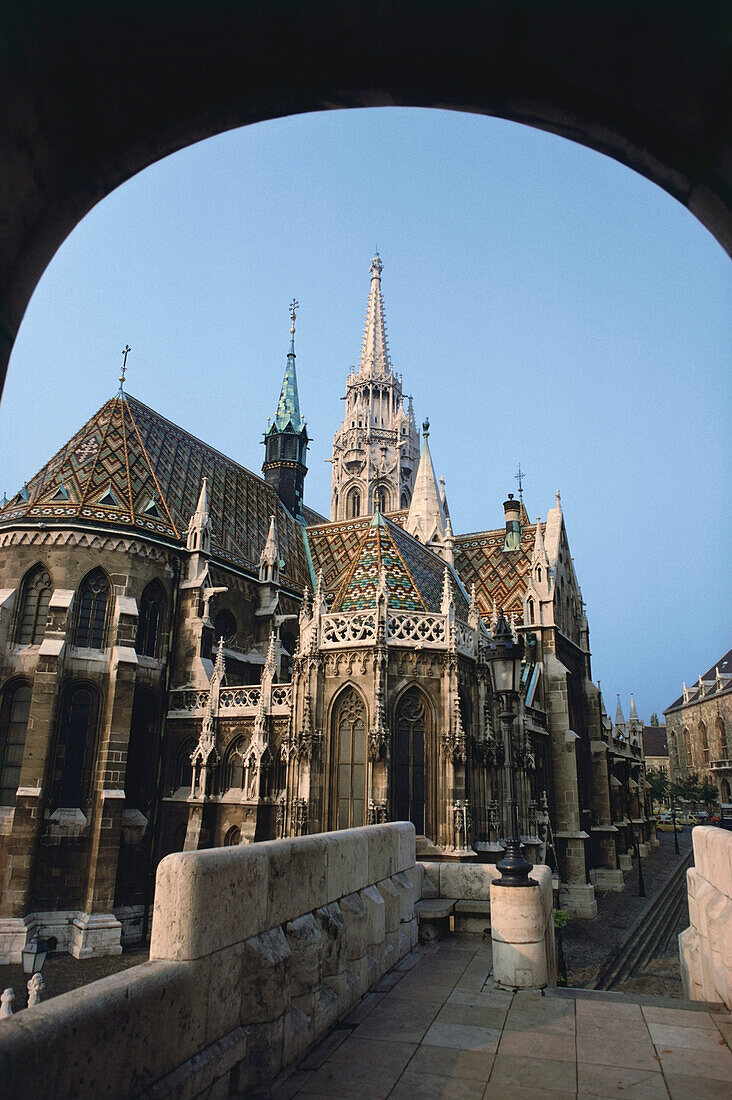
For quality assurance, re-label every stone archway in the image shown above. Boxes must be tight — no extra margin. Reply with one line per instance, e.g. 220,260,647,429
1,2,730,394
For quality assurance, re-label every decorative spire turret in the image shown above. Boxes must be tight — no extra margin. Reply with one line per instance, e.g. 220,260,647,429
263,300,309,521
187,478,211,556
259,514,280,584
405,420,449,556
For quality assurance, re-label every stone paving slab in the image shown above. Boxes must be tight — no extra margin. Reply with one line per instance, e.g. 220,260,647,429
263,933,732,1099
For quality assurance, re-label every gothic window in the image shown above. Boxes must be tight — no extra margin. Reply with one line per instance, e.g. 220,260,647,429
716,716,728,758
537,566,542,584
394,689,426,834
334,689,367,829
15,564,52,645
224,738,246,791
699,721,709,763
136,581,166,658
527,598,535,626
125,687,159,813
73,569,110,648
347,488,361,519
224,825,241,846
213,609,237,645
175,738,196,791
373,486,387,513
0,681,31,806
400,491,409,510
57,684,99,807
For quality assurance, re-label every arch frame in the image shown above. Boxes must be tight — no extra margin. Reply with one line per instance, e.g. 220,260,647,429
390,681,437,838
326,681,370,832
1,1,730,397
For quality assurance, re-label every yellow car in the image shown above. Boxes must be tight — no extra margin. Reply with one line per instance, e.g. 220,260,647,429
656,815,682,831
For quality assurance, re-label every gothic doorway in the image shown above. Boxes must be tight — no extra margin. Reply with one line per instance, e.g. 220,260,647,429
332,688,367,830
393,688,427,834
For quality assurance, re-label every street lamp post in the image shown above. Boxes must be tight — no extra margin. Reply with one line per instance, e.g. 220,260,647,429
488,614,535,888
633,826,646,898
670,791,680,855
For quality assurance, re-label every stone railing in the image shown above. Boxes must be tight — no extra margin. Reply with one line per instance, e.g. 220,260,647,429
168,683,292,717
0,823,418,1098
321,611,377,646
679,825,732,1009
709,758,732,770
387,611,446,647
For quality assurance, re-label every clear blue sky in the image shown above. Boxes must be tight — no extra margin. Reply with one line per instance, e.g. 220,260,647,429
1,108,729,721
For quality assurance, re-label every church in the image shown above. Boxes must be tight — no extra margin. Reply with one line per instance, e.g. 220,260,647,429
0,256,649,959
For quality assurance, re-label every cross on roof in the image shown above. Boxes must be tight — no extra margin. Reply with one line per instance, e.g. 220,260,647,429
515,463,526,495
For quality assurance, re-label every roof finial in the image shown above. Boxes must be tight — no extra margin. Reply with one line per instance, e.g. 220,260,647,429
422,418,430,439
289,298,298,335
515,463,525,499
119,344,131,394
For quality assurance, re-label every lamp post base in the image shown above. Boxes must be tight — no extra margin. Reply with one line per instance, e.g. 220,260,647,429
495,841,535,887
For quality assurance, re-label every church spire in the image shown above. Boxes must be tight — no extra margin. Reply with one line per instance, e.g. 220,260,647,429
359,253,392,377
262,300,309,522
274,299,302,431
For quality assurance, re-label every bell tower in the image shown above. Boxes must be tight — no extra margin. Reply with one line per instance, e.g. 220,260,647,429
262,300,309,522
329,255,420,521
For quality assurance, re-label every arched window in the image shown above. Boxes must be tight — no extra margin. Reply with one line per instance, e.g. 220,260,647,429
15,565,52,645
213,609,237,645
400,491,410,510
0,681,31,805
125,687,159,813
373,486,387,513
347,488,361,519
527,598,535,625
537,566,542,584
73,569,109,648
224,738,246,791
224,825,241,846
174,738,196,791
334,688,367,829
136,581,166,658
57,684,99,807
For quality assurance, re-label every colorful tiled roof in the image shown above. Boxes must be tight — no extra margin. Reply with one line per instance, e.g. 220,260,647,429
329,511,468,616
305,513,406,595
454,524,538,619
0,393,311,589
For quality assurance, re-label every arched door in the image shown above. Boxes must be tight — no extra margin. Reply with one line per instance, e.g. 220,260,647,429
394,689,426,834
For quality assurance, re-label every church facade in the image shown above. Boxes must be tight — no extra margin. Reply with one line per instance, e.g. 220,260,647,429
0,257,648,959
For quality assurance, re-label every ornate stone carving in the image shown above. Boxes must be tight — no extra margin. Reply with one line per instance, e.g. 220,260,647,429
452,799,471,849
367,799,388,824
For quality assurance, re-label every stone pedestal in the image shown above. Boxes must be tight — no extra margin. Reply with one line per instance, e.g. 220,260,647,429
0,917,30,964
490,870,555,990
589,868,625,893
618,853,632,871
559,882,598,919
69,912,122,958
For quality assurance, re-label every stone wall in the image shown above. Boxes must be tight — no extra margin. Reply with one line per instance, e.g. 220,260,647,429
0,822,419,1098
679,825,732,1009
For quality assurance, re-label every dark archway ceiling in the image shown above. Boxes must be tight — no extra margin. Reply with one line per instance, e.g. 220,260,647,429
1,0,730,392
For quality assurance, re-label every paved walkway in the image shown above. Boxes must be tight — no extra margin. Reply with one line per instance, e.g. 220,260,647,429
271,935,732,1100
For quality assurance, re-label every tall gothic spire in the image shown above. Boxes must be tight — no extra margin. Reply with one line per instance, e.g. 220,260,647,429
359,253,392,377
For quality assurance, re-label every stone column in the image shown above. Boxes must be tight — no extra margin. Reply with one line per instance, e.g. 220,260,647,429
71,627,139,958
0,590,71,962
544,651,597,918
490,866,556,990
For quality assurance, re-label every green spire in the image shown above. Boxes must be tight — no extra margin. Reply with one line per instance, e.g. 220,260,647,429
274,299,302,431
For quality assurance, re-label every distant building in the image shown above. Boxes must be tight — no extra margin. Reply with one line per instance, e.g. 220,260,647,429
664,648,732,803
642,724,669,775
